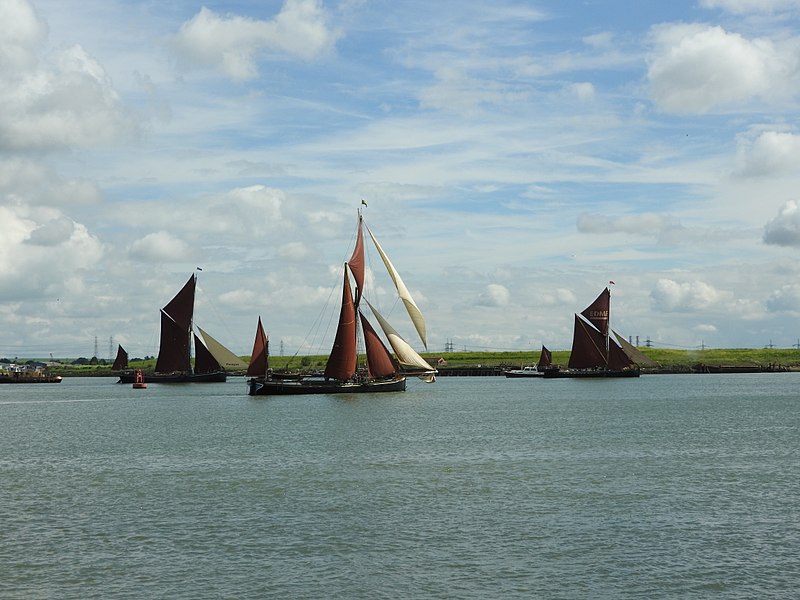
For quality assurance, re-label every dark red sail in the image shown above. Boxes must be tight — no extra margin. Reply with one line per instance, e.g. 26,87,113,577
324,266,358,381
537,345,552,369
155,311,191,373
348,215,365,308
581,287,610,337
568,314,607,369
607,338,635,371
111,345,128,371
360,312,398,378
163,274,196,331
246,316,269,378
193,334,222,373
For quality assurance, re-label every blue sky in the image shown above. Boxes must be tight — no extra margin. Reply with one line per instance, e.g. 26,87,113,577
3,0,800,359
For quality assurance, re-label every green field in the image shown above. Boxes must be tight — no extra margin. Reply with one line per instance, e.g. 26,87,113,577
34,346,800,376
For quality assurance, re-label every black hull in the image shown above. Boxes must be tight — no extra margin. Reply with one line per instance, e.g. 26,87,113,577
248,376,406,396
542,368,640,379
117,371,226,384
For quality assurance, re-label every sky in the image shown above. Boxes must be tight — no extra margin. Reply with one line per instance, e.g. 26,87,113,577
3,0,800,360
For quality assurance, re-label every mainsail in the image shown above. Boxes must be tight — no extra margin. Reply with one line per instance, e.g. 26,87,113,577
155,274,196,374
568,314,609,369
537,346,552,369
324,266,359,381
246,317,269,378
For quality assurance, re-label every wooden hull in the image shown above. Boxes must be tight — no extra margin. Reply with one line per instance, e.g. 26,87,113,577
248,376,406,396
0,374,62,384
117,371,226,383
542,368,640,379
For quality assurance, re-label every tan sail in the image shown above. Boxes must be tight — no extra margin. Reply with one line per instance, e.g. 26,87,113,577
366,226,428,350
612,330,659,367
366,300,435,378
196,326,248,371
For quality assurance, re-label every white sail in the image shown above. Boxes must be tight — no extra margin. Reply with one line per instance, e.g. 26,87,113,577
366,226,427,349
196,326,248,371
366,301,435,380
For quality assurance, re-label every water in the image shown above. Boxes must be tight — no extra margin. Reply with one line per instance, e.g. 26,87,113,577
1,374,798,599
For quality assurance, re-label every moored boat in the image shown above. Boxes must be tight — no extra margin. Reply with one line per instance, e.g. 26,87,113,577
0,365,62,384
504,346,552,378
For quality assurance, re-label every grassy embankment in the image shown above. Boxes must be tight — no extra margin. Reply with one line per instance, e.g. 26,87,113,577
47,347,800,376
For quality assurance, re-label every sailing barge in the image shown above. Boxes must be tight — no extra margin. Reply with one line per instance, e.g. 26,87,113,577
247,211,436,396
118,273,244,383
543,286,653,378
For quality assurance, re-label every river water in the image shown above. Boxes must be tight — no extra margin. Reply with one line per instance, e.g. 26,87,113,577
1,374,798,599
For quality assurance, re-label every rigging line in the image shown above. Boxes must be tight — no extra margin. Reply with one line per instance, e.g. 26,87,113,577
194,281,239,350
280,263,342,367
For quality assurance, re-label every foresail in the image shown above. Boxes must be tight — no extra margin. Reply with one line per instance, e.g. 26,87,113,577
366,225,428,350
360,313,398,378
366,301,435,374
196,326,248,371
612,329,659,367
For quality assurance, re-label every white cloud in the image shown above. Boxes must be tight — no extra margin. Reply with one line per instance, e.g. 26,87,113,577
647,23,795,114
0,157,103,207
476,283,510,307
651,279,725,312
735,130,800,177
700,0,800,14
278,241,313,261
568,82,595,101
0,0,46,71
763,200,800,247
0,204,102,301
766,283,800,313
418,67,529,114
128,231,193,262
171,0,339,81
24,216,75,246
576,212,744,246
1,45,132,150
